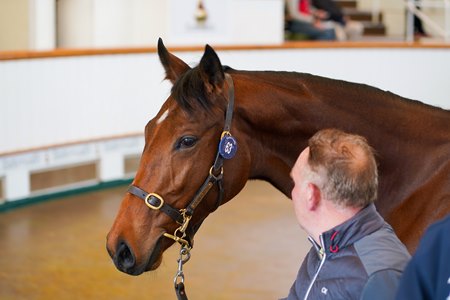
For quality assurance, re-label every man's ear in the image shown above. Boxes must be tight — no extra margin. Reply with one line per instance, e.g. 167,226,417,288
306,183,321,211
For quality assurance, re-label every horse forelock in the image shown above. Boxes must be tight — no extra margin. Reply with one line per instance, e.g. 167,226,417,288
171,68,213,114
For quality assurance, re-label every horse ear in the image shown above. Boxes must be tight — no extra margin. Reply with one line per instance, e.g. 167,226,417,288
157,38,190,83
198,44,225,94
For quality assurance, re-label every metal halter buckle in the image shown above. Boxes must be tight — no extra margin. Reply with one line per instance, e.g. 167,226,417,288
145,193,164,210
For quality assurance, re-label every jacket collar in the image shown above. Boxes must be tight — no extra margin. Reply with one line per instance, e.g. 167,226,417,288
310,204,385,257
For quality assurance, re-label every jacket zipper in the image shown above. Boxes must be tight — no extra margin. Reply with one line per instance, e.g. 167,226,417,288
304,235,326,300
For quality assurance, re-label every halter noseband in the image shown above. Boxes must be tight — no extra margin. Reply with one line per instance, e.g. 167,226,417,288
127,73,236,249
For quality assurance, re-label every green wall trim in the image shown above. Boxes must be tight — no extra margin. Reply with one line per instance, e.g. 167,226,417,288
0,178,132,213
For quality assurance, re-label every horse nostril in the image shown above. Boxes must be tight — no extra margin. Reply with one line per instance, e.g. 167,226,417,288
115,241,136,273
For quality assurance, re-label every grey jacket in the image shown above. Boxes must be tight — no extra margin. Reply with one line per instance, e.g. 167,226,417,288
282,204,411,300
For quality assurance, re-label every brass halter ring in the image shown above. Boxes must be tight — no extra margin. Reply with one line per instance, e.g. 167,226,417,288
163,213,192,249
220,130,231,139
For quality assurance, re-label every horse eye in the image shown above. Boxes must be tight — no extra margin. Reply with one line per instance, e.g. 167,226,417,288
176,136,198,150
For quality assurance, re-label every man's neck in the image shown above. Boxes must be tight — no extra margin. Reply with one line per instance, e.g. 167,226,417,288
311,201,362,245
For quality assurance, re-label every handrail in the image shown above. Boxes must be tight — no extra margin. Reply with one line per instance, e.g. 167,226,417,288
1,41,450,61
404,0,450,41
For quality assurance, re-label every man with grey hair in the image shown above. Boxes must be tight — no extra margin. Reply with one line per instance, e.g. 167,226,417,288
282,129,411,300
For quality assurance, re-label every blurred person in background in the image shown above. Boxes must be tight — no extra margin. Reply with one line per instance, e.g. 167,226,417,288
285,0,336,41
312,0,364,40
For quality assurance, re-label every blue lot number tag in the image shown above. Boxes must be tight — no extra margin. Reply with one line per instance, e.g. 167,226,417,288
219,134,238,159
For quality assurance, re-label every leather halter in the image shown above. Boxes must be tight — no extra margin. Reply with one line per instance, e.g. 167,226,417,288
127,74,235,249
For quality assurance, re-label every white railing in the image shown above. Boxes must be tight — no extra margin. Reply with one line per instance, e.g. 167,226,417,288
367,0,450,41
404,0,450,41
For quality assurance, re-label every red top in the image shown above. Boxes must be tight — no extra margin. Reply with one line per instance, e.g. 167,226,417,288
298,0,311,14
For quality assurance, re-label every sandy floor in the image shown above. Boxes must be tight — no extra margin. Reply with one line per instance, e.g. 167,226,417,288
0,181,310,300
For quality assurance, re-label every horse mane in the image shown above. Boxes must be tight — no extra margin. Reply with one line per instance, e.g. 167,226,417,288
171,67,448,116
249,70,448,114
171,66,235,113
171,67,211,113
302,72,449,114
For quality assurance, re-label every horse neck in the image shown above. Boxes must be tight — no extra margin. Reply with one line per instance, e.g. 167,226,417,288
232,71,449,198
233,72,324,196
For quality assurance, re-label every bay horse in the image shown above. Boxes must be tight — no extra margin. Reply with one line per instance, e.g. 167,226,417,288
106,39,450,276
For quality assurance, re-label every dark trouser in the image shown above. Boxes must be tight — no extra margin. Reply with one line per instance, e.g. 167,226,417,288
288,20,336,41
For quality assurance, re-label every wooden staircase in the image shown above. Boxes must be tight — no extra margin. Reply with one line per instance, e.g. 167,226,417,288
334,0,387,36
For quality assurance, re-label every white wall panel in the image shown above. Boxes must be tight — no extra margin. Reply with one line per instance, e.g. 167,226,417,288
1,47,449,155
1,53,169,153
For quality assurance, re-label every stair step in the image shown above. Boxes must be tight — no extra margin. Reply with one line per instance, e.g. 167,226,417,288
362,21,386,35
343,8,383,22
334,0,357,9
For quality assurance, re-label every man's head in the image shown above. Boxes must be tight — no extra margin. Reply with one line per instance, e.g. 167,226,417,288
291,129,378,236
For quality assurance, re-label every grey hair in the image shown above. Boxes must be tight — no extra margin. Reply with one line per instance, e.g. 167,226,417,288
307,129,378,208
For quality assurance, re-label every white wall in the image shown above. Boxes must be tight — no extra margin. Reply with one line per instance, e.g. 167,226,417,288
1,53,167,153
57,0,170,48
0,0,56,51
57,0,283,48
0,0,29,51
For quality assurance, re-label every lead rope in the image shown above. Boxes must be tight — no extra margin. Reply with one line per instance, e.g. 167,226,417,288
174,245,191,300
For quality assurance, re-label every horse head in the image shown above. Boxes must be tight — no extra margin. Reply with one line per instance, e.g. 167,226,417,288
106,39,251,275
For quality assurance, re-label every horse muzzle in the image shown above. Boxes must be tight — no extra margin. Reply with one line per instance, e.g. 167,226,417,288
106,234,165,275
